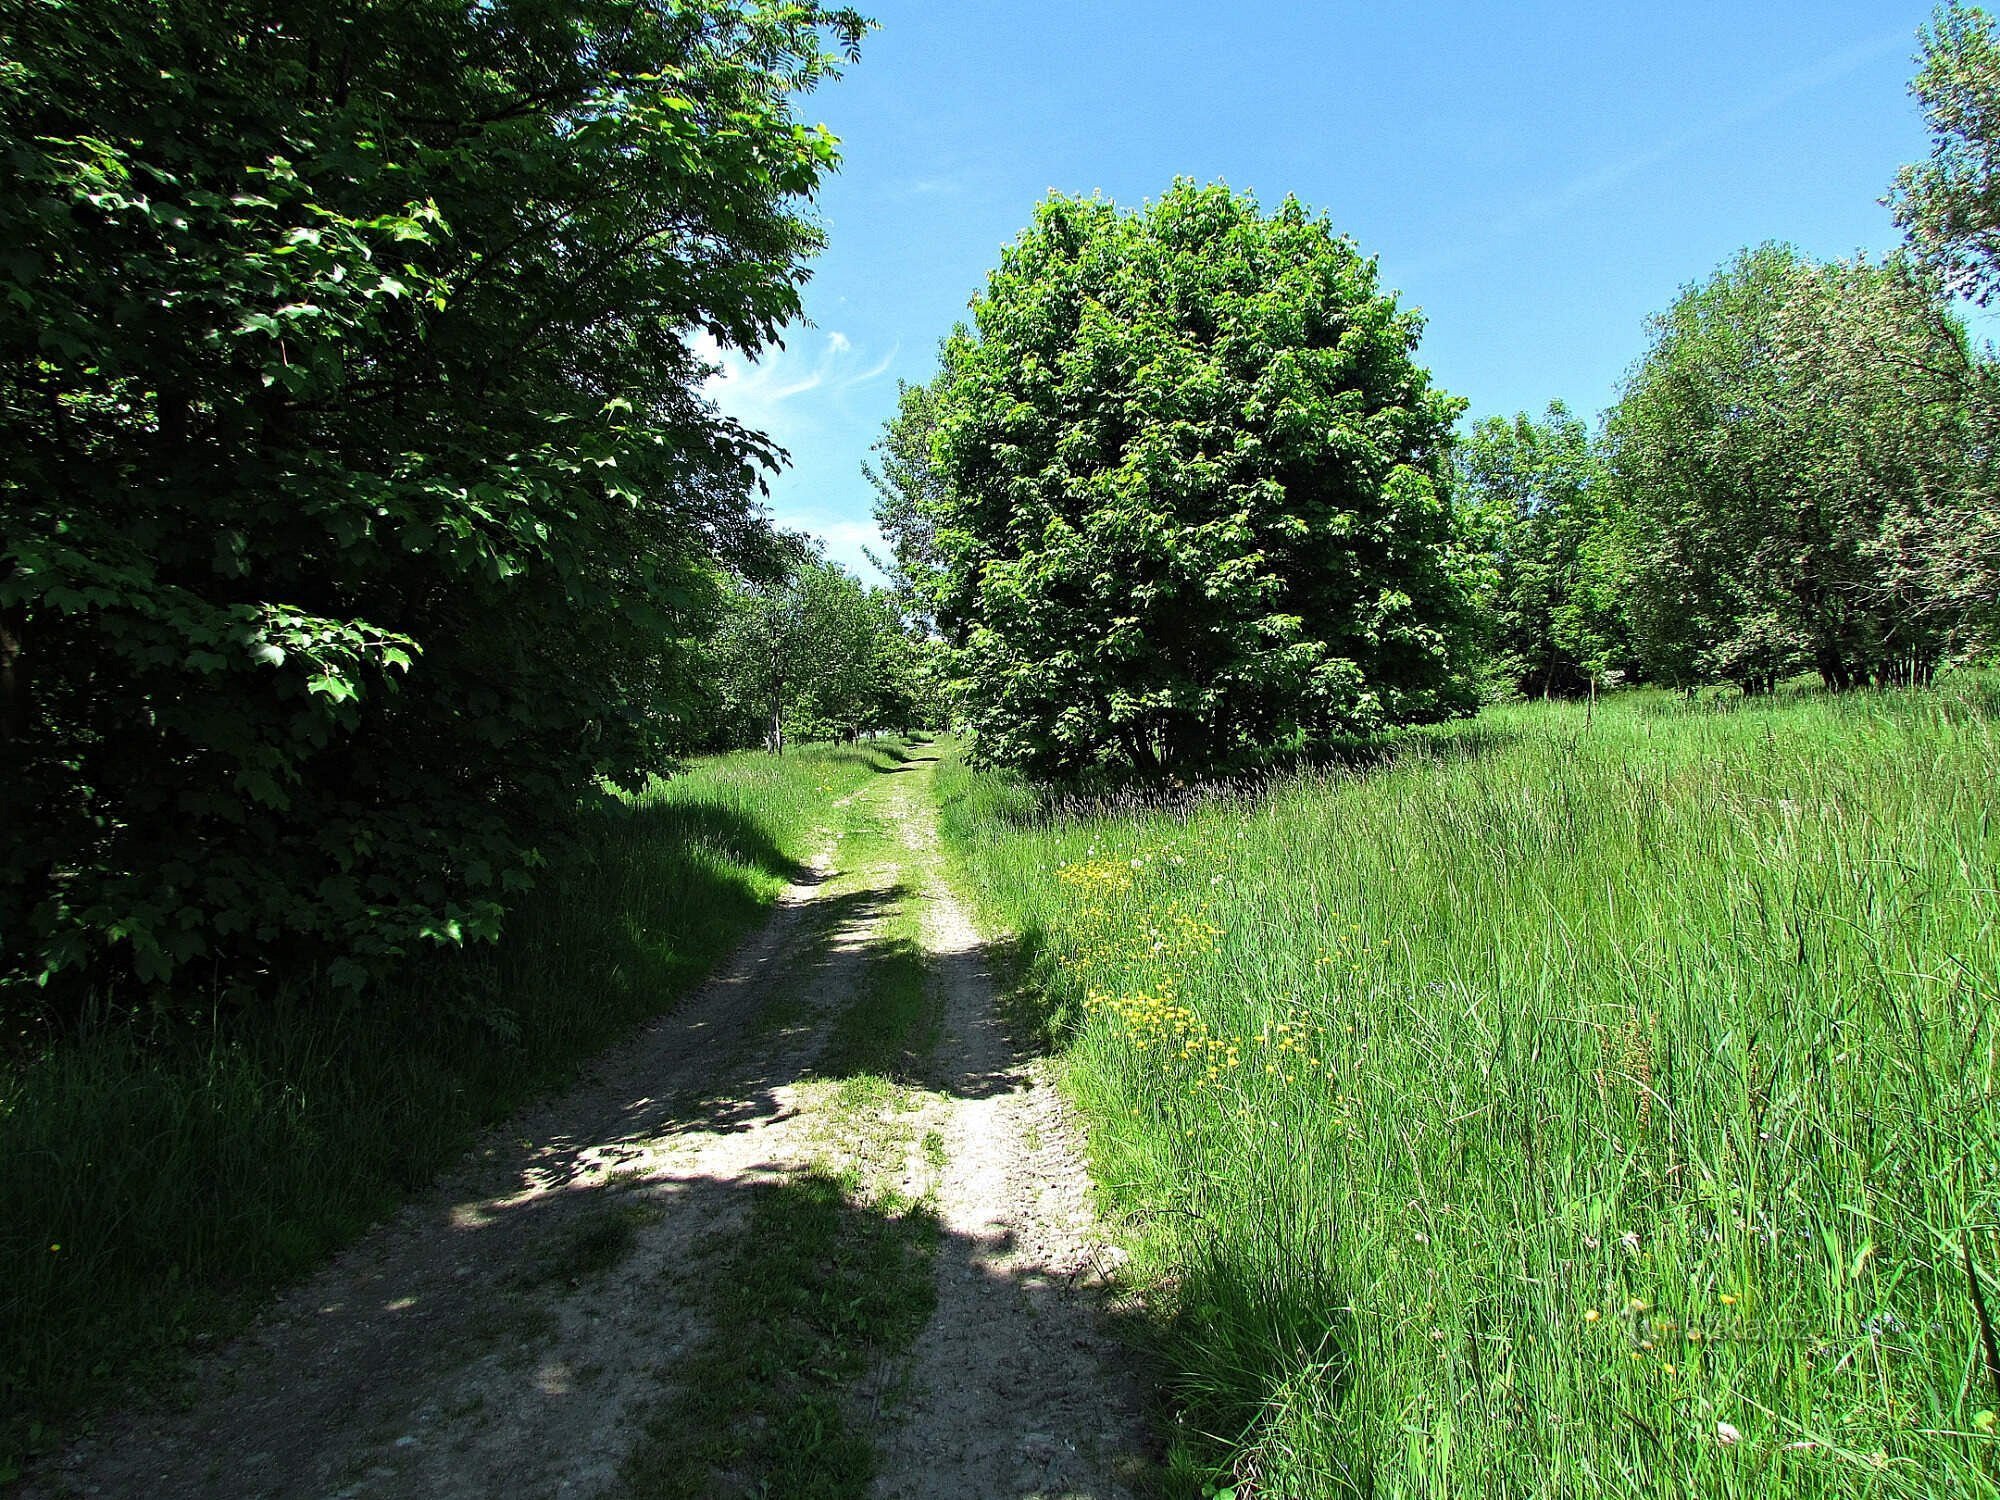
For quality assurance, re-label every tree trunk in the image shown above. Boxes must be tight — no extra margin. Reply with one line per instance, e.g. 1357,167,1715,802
0,606,27,744
1123,725,1158,772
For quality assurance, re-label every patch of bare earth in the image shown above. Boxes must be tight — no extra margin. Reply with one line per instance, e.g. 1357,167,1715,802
32,758,1148,1500
865,767,1150,1500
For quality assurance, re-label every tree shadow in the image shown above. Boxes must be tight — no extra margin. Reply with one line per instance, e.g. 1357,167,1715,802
65,1162,1159,1498
602,792,817,884
502,875,1038,1204
982,721,1518,830
37,897,1165,1499
0,782,860,1466
865,740,939,775
784,738,928,775
919,917,1364,1493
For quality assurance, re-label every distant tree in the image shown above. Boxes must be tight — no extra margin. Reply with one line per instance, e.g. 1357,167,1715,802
891,632,954,734
714,551,856,752
1606,245,1980,692
859,592,957,736
927,181,1475,777
793,582,918,742
0,1,865,1007
710,549,927,750
1455,403,1629,698
864,373,951,633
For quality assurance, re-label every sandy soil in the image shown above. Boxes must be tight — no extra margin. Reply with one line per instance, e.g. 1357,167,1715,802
867,769,1149,1500
31,757,1146,1500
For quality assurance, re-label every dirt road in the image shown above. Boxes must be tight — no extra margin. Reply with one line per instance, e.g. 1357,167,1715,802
35,752,1147,1500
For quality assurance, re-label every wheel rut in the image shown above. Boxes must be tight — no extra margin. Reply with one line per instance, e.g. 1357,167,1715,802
33,753,1146,1500
866,766,1149,1500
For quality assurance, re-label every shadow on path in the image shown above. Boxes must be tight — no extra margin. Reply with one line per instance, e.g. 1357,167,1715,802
31,760,1146,1500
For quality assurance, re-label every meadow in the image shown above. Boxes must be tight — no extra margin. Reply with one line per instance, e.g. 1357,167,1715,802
937,684,2000,1498
0,742,898,1477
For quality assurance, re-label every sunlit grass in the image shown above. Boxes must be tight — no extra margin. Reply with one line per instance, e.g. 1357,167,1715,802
939,685,2000,1498
0,740,902,1477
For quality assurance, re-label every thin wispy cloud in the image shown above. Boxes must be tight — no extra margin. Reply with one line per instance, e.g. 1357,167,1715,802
894,173,969,199
693,328,899,437
846,343,901,386
1400,24,1914,282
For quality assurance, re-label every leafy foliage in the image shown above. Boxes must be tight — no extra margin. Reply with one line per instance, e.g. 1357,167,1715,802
926,181,1475,777
1,0,865,1008
1603,245,1983,692
862,373,951,633
1454,402,1630,698
706,547,930,751
1893,2,2000,305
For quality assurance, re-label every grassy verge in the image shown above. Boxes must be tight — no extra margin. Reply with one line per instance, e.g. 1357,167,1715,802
0,741,903,1481
937,685,2000,1498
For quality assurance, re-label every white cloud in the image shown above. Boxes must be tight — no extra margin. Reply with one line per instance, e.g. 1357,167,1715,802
692,328,897,439
846,343,899,387
689,328,904,581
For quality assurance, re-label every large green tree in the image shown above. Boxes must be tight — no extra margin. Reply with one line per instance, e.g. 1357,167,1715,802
0,0,864,1006
1605,245,1979,692
927,181,1474,777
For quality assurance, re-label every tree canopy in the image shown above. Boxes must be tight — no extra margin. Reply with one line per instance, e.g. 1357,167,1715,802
863,373,951,635
1454,402,1629,699
1,0,865,1004
705,544,930,753
1603,245,1981,692
923,181,1475,777
1893,1,2000,305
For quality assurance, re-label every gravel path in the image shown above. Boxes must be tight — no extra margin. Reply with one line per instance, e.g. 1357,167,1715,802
867,766,1148,1500
32,756,1146,1500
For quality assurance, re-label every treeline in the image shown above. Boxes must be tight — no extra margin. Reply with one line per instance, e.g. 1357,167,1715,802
701,539,941,753
11,1,2000,1010
1460,243,1995,700
1,2,900,1018
873,6,2000,772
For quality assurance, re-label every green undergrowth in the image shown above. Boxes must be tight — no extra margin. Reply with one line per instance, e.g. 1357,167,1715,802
936,685,2000,1498
0,740,907,1481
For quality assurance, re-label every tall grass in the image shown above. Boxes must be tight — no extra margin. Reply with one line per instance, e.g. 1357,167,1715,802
0,742,900,1476
938,686,2000,1497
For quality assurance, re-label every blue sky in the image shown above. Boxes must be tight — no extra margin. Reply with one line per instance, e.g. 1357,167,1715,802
702,1,1942,579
